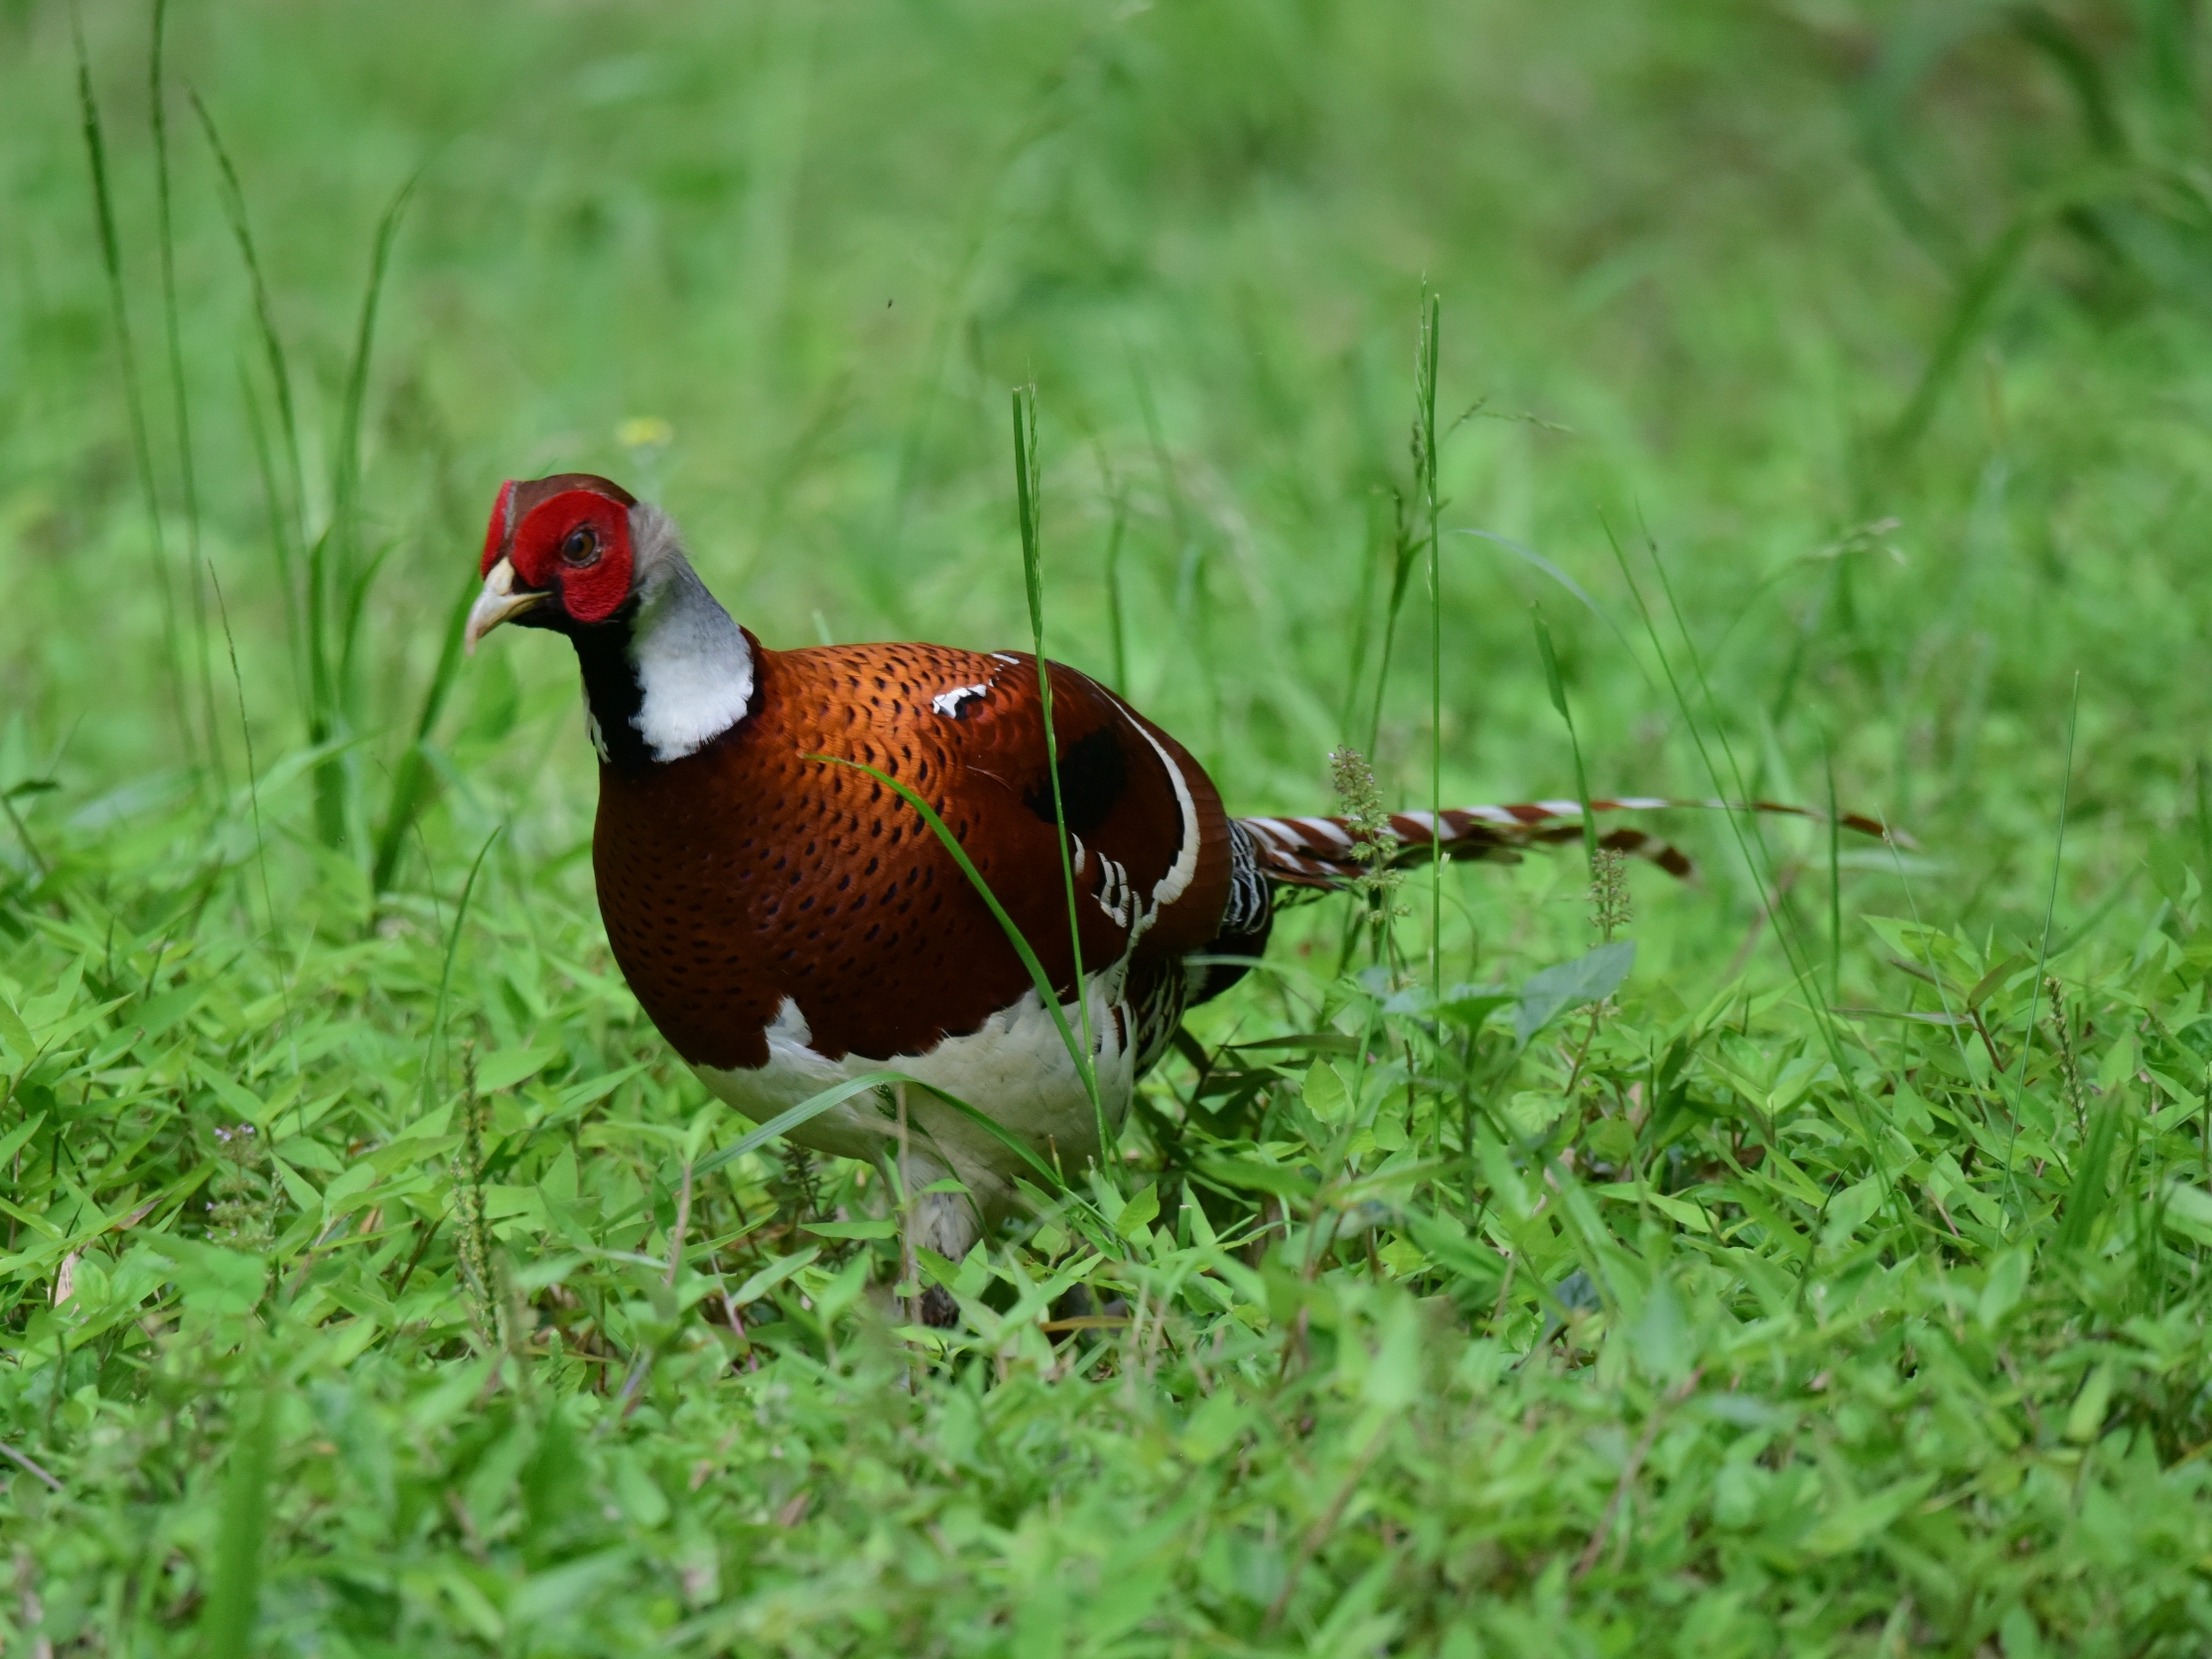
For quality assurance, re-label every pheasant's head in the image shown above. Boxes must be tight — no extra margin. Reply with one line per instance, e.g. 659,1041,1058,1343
466,473,642,652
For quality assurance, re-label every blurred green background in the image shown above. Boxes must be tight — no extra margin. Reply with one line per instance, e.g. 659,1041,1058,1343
12,4,2212,1650
12,0,2210,939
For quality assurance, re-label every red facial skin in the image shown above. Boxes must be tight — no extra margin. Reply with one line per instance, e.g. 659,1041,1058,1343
481,479,635,626
480,480,515,576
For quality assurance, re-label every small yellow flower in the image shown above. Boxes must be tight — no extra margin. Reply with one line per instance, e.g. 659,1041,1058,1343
617,416,674,448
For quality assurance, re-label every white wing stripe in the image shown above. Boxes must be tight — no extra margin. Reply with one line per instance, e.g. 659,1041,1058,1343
1121,712,1201,914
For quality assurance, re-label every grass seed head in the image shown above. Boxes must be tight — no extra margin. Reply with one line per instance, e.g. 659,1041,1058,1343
1590,845,1632,942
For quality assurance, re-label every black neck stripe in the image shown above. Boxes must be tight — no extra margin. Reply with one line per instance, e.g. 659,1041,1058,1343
564,601,658,772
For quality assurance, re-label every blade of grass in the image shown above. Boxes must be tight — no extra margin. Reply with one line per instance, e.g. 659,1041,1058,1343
1456,526,1666,698
1532,606,1598,876
198,83,340,850
369,573,478,897
2057,1086,2120,1252
421,826,502,1115
1613,522,1828,1022
1852,5,1982,274
1417,290,1444,1009
1883,207,2039,464
304,524,345,848
1624,521,1931,1238
332,172,419,594
150,0,222,792
75,10,191,767
1650,534,1852,1033
1826,740,1842,1001
1014,384,1110,1175
237,364,305,702
1365,493,1422,758
1129,347,1202,656
192,90,305,559
337,535,400,718
195,88,324,810
2005,673,2080,1213
1104,478,1130,696
1600,518,1903,1223
693,1071,922,1181
2195,759,2212,881
332,170,421,751
1342,493,1385,741
199,1377,273,1655
209,570,290,1042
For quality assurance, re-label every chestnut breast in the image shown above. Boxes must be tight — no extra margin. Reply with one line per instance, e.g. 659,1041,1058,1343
591,640,1231,1071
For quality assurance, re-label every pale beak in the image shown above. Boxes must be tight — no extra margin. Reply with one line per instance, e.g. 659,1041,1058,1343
464,557,550,655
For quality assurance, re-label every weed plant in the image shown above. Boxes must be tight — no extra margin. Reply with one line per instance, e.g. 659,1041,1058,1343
7,1,2212,1653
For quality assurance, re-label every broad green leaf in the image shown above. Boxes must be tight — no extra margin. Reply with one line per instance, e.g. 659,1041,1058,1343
268,1154,320,1214
1821,1175,1884,1247
150,1239,267,1315
1978,1249,2030,1328
732,1246,820,1307
475,1046,559,1093
0,1112,45,1170
2065,1362,2114,1444
1179,1391,1246,1463
1304,1059,1351,1123
801,1217,899,1240
1629,1274,1692,1383
322,1163,380,1217
0,994,34,1063
1801,1475,1937,1557
192,1060,269,1126
2160,1180,2212,1246
1115,1183,1161,1240
1516,941,1634,1046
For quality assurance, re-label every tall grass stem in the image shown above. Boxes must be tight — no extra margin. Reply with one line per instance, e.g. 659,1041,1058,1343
1104,482,1130,695
423,827,502,1115
211,572,291,1042
76,11,192,765
1532,606,1599,875
2004,673,2079,1209
1417,292,1444,1005
1826,742,1842,999
150,0,222,790
1014,386,1109,1172
201,1379,273,1654
192,91,306,554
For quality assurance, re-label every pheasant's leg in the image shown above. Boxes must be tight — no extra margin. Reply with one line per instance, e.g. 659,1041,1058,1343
891,1084,974,1328
899,1158,979,1328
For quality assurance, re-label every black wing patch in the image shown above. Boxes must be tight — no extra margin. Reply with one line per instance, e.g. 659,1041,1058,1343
1023,721,1127,838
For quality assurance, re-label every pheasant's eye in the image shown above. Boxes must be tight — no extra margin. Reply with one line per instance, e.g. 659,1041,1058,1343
560,525,599,567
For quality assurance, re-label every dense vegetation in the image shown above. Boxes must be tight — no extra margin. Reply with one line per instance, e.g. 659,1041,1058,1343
7,0,2212,1651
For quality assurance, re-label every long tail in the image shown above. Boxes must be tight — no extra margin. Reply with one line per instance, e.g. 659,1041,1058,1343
1236,798,1898,891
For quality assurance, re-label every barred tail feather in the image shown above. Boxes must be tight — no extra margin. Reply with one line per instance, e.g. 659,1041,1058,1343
1237,798,1898,891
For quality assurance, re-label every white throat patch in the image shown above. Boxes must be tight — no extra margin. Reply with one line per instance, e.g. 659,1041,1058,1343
621,507,756,762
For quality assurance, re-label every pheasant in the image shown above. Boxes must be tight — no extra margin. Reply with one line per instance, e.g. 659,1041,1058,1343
465,474,1880,1296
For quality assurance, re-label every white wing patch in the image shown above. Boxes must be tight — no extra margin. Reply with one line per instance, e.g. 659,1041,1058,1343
1095,853,1134,928
930,683,992,718
1118,709,1200,927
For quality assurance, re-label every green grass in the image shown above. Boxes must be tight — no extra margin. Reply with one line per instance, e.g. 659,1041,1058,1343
8,0,2212,1651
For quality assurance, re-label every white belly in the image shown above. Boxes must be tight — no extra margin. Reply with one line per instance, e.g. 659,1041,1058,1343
691,975,1137,1248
